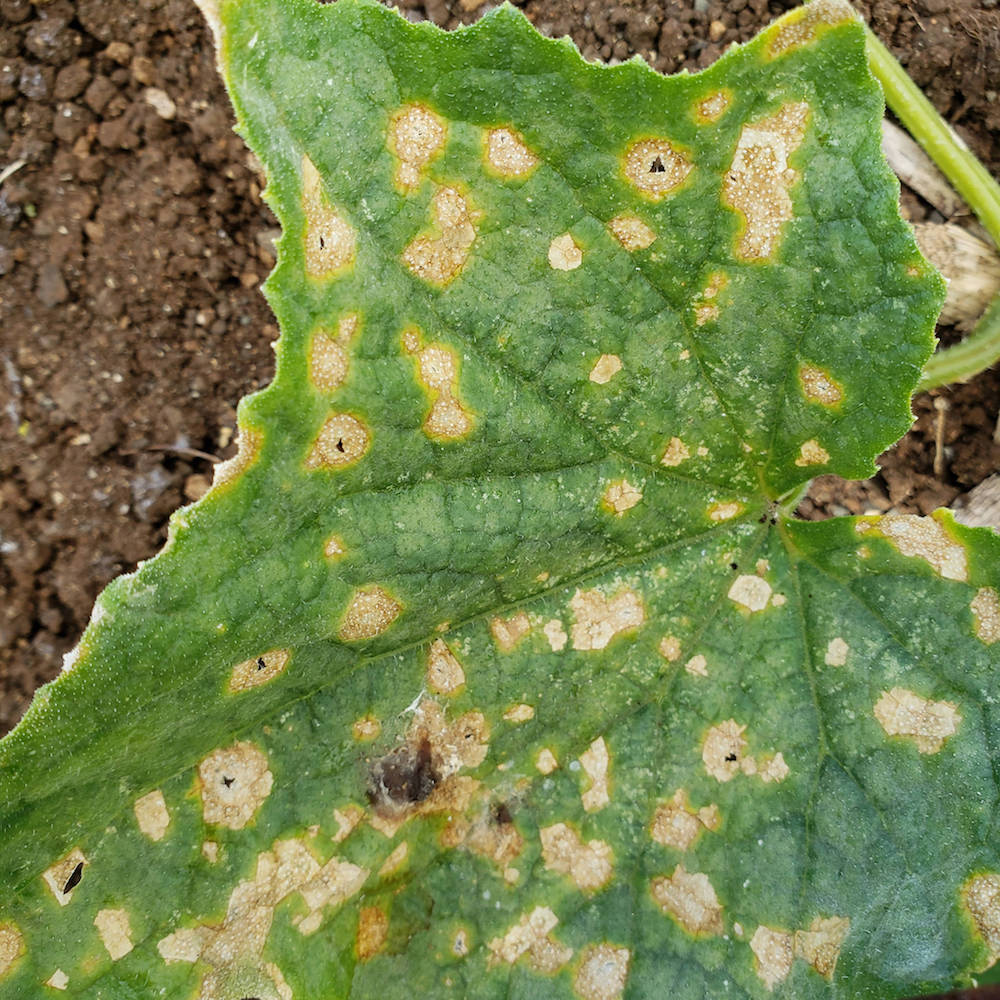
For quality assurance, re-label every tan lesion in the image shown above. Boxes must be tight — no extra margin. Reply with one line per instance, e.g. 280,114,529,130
484,126,539,178
404,330,475,441
723,102,810,261
134,788,171,841
855,513,968,581
539,823,613,891
651,865,724,936
799,363,843,406
309,313,359,394
795,439,830,467
972,587,1000,644
0,924,23,979
388,104,446,191
607,214,656,251
750,916,851,990
228,648,291,693
403,185,477,286
650,789,720,852
964,873,1000,963
304,413,371,470
301,154,356,279
873,687,961,754
491,610,531,652
339,586,401,640
212,425,262,489
574,943,631,1000
42,847,87,906
766,0,857,58
94,908,134,961
426,638,465,695
623,138,693,200
695,89,732,124
356,906,389,961
602,479,642,516
693,271,728,326
198,741,273,830
570,587,644,651
487,907,573,973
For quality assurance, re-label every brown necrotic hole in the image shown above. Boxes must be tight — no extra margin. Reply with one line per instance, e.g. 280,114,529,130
256,658,266,671
367,735,440,813
63,862,84,894
493,802,513,826
650,156,665,173
222,775,235,788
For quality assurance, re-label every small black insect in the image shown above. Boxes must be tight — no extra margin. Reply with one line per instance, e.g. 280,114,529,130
649,155,666,173
63,861,84,894
724,753,738,762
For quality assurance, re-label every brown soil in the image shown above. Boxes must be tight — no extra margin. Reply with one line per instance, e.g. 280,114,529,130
1,0,998,736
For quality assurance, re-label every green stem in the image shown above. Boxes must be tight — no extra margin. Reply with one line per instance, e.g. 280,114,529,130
865,28,1000,390
917,294,1000,392
865,29,1000,247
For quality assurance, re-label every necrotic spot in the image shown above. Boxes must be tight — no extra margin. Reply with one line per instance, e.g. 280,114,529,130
367,736,440,811
63,862,83,894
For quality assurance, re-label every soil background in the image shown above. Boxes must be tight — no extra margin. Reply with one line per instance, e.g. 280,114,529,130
0,0,999,738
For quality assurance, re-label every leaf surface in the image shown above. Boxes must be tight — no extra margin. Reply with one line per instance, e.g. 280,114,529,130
2,2,997,999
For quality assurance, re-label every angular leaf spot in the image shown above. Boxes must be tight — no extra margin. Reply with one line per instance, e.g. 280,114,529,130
94,908,133,961
549,232,583,271
799,364,843,406
304,412,371,469
857,514,968,581
795,439,830,467
579,736,611,812
228,648,290,693
201,841,219,863
45,970,68,990
607,214,656,251
964,873,1000,962
603,479,642,515
708,501,743,522
134,788,171,841
211,425,262,488
388,104,445,190
42,848,87,906
356,906,389,961
339,586,401,640
728,574,773,612
403,185,476,285
651,866,724,936
589,353,623,384
623,139,693,200
694,271,727,326
491,611,531,652
301,154,356,278
972,588,1000,644
825,637,849,667
658,636,681,662
537,748,559,774
309,313,359,393
570,588,644,651
543,618,568,651
767,0,857,58
795,916,850,979
750,926,793,990
696,89,731,123
873,688,961,754
488,906,572,972
503,703,535,723
685,654,708,677
661,436,690,467
0,925,23,979
723,102,810,261
427,638,465,695
198,741,273,830
484,126,539,178
540,823,614,891
573,943,631,1000
650,789,721,851
352,716,381,741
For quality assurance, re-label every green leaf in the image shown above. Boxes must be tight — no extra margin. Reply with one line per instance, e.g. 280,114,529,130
3,1,997,998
